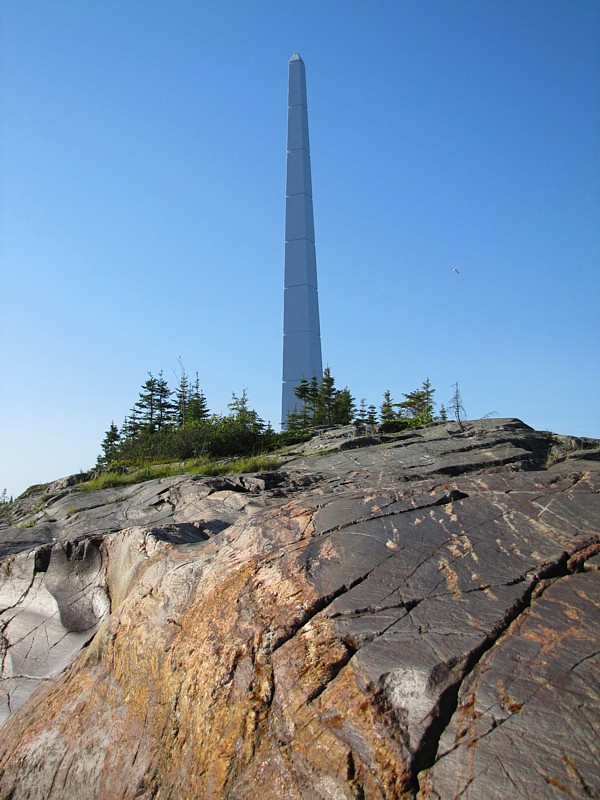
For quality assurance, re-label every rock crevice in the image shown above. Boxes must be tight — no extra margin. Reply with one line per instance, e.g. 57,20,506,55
0,418,598,799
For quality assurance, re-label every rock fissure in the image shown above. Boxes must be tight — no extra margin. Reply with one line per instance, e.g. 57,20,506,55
568,650,600,673
429,681,539,765
305,639,359,704
330,598,420,621
316,488,471,537
269,565,388,656
408,542,599,794
0,419,598,799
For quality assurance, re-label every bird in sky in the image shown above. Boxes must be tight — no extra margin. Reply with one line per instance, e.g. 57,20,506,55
451,267,460,273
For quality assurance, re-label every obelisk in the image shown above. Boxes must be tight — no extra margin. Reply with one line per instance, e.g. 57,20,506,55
281,52,323,427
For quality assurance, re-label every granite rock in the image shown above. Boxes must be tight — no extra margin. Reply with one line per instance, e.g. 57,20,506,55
0,419,598,799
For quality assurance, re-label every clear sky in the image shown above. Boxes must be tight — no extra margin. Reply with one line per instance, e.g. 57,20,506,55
1,0,599,499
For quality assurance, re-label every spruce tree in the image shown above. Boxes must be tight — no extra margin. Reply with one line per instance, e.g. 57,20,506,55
188,373,209,423
175,367,190,427
228,390,264,433
355,398,369,426
380,390,397,423
333,388,355,425
97,422,121,467
121,409,141,440
307,375,320,421
422,377,435,420
398,378,435,422
155,371,175,430
292,378,313,429
315,366,336,426
133,373,160,432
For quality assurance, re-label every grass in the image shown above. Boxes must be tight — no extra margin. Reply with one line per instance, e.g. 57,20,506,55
80,454,284,492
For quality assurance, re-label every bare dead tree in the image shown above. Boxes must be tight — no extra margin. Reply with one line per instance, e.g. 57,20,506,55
450,382,465,430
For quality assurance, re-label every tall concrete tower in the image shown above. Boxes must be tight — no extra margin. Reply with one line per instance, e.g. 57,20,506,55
281,52,323,427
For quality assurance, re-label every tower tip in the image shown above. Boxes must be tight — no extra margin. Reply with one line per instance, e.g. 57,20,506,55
289,52,304,63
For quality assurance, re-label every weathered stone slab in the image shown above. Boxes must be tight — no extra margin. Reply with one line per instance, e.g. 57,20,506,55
0,550,101,726
418,571,600,799
0,419,597,799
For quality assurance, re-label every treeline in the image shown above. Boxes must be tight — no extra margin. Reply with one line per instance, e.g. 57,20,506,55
97,368,275,468
286,372,450,432
97,366,461,470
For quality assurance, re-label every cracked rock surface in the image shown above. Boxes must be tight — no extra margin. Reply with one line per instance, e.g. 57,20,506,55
0,419,598,799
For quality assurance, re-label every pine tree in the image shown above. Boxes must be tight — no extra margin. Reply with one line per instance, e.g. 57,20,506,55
380,390,396,423
398,378,435,422
355,398,369,426
315,366,336,426
333,388,355,425
292,378,313,429
175,366,190,427
422,377,435,419
188,373,209,423
228,390,264,433
155,371,175,429
285,408,307,434
367,404,378,425
121,409,142,440
307,375,320,421
97,422,121,467
133,373,160,432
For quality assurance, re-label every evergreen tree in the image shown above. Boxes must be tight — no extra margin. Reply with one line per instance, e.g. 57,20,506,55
380,390,397,423
188,373,210,423
306,375,320,421
367,404,378,425
292,378,313,429
315,366,337,426
333,387,355,425
285,408,307,434
355,398,369,426
228,390,264,433
133,373,160,432
155,371,175,429
398,378,435,422
97,422,121,467
175,366,190,427
423,377,435,418
121,410,141,440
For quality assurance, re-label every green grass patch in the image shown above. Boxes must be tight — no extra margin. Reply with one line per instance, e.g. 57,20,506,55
201,454,283,476
80,454,283,491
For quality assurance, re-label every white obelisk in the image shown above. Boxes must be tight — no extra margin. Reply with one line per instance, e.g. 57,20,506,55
281,52,323,427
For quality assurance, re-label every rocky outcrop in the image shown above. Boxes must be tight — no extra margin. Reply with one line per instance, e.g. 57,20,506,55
0,419,598,799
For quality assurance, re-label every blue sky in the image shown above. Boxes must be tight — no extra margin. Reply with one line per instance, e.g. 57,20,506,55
1,0,599,498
